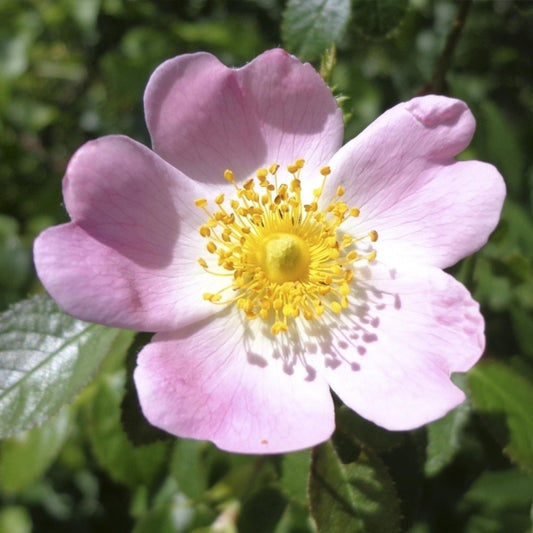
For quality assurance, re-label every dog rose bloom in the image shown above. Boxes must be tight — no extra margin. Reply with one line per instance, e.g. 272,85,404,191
34,49,505,453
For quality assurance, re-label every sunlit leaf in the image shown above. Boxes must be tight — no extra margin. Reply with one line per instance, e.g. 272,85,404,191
0,295,132,438
282,0,351,61
468,361,533,472
309,441,401,533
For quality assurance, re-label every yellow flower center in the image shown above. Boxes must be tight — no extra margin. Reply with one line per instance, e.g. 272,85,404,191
258,233,310,283
194,159,378,335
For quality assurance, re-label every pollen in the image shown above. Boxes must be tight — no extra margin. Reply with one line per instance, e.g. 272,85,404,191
194,160,378,335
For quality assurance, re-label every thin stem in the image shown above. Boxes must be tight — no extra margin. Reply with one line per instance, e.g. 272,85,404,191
420,0,473,95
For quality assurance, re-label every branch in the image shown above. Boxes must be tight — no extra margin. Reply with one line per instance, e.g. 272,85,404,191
420,0,473,95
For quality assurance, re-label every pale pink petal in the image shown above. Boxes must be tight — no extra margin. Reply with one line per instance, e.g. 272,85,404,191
144,49,343,182
34,135,225,330
320,263,484,430
363,160,505,268
327,95,505,268
134,311,335,453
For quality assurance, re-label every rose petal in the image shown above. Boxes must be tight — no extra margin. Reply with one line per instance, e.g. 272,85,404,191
327,95,505,268
144,49,343,182
134,310,335,453
34,135,226,330
34,222,219,330
365,160,505,268
321,263,484,430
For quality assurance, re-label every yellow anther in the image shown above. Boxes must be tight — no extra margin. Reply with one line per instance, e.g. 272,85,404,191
295,158,305,169
215,193,224,205
350,207,360,217
367,250,377,262
369,230,378,242
199,225,211,237
206,241,217,253
320,166,331,176
195,198,207,208
336,186,345,196
198,258,208,268
340,283,350,296
269,163,279,174
330,301,342,314
203,293,222,302
271,321,288,335
287,164,298,174
224,169,235,182
256,168,268,179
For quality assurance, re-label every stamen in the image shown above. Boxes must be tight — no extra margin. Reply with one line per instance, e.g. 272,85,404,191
194,159,378,334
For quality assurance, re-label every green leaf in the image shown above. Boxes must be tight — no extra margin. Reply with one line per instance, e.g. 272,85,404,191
309,441,401,533
87,371,170,488
280,449,310,505
0,406,71,493
335,405,406,454
237,487,287,533
0,295,132,438
133,498,197,533
460,469,533,533
121,332,172,445
351,0,409,38
468,361,533,472
170,439,208,500
478,100,525,199
282,0,351,61
0,506,32,533
424,400,471,477
463,468,533,510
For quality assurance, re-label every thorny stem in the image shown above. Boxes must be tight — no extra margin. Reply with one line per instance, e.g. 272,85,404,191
420,0,474,95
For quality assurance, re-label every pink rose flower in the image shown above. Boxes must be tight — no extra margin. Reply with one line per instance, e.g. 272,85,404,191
34,49,505,454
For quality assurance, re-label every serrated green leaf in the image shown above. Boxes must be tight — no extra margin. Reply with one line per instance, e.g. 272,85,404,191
87,371,169,488
309,441,401,533
0,406,71,493
351,0,409,38
282,0,351,61
0,295,131,438
468,361,533,472
425,401,471,477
